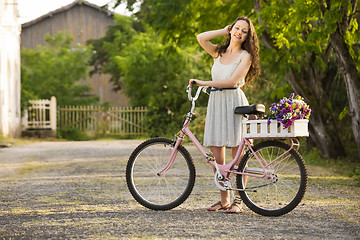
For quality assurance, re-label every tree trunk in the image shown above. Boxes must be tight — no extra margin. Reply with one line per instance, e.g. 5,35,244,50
330,29,360,162
286,63,346,159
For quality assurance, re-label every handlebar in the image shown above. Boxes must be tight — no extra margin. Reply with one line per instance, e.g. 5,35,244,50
186,83,209,114
187,84,208,102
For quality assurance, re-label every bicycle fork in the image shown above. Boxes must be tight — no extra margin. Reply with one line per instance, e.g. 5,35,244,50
156,135,183,176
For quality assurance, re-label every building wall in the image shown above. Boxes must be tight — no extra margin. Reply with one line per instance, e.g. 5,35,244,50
0,0,22,138
21,1,128,106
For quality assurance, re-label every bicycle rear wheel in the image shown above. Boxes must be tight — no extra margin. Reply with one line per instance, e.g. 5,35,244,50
237,140,307,216
126,138,196,210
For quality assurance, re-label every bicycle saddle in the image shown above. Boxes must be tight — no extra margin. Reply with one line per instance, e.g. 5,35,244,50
234,104,266,115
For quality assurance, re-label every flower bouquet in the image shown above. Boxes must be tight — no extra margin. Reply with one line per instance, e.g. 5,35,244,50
267,93,311,129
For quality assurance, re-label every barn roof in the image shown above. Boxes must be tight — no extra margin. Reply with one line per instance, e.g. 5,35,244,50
22,0,114,28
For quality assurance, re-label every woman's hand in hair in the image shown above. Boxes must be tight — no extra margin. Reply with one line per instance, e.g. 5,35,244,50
223,25,232,35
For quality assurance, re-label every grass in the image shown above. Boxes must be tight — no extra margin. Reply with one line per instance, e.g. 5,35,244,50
16,161,49,176
56,127,150,141
300,148,360,223
308,175,355,187
302,147,360,186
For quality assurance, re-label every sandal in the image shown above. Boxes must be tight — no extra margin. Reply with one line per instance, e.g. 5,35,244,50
225,197,244,214
207,201,231,211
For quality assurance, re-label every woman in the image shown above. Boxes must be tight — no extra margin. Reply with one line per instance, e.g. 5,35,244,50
190,16,260,213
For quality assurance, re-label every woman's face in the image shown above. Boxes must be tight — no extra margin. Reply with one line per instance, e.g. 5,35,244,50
230,20,249,44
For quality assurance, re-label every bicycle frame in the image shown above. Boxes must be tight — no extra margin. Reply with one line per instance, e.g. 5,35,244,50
157,85,299,189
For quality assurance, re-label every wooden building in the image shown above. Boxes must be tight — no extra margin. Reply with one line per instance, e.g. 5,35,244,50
21,0,128,106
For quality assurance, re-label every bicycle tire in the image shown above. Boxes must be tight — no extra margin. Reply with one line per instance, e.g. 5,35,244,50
237,140,307,216
126,138,196,210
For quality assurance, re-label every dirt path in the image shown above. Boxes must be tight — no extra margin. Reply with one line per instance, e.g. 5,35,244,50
0,140,359,239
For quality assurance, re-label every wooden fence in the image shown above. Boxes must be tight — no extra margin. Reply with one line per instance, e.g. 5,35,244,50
57,105,148,136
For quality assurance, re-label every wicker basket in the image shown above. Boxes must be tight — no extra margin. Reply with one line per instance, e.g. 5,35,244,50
242,119,309,138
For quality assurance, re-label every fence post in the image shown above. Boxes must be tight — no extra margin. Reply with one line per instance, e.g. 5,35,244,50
50,96,57,134
21,109,29,130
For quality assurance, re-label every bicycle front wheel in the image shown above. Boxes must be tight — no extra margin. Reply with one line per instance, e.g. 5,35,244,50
237,140,307,216
126,138,196,210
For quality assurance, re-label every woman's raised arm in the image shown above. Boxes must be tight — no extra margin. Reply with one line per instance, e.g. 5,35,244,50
196,25,230,58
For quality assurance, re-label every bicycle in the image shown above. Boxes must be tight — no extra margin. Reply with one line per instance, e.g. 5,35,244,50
126,84,308,216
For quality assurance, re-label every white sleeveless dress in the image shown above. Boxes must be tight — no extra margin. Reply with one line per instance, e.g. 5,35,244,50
203,50,249,147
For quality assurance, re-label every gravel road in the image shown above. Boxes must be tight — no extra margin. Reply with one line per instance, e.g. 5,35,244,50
0,140,359,239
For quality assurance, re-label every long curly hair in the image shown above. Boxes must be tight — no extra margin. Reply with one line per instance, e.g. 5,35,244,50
216,16,260,86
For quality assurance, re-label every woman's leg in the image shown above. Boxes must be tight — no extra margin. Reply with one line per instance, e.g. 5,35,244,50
207,146,231,210
225,145,245,213
233,144,248,187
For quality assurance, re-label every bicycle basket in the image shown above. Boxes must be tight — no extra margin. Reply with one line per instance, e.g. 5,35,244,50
242,119,309,138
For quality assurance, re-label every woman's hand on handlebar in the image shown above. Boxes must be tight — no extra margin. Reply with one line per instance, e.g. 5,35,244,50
189,79,206,86
189,79,198,86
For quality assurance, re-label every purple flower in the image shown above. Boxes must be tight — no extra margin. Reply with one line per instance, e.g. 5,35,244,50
267,93,311,128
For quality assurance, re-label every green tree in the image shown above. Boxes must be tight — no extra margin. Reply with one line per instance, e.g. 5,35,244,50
87,15,140,91
254,0,360,160
21,32,98,107
117,28,210,136
326,0,360,162
253,0,347,159
117,0,360,161
88,15,210,136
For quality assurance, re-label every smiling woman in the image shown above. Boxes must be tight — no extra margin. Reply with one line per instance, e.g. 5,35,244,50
190,16,260,213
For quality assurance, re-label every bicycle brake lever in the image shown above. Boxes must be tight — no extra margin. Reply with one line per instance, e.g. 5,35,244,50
202,86,209,96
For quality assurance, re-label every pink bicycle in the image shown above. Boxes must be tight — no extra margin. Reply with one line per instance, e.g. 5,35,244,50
126,84,308,216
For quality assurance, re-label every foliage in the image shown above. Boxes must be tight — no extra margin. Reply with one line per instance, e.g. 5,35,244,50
57,127,91,141
304,147,350,170
257,0,359,78
87,15,140,90
89,15,210,136
117,28,210,136
116,0,304,109
106,0,360,160
187,106,207,143
21,32,99,108
122,0,253,45
257,0,359,160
